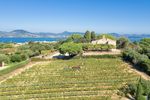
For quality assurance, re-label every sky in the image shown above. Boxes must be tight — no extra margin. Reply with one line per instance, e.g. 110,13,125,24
0,0,150,33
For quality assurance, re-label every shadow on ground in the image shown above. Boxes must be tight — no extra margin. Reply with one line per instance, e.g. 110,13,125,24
53,55,74,60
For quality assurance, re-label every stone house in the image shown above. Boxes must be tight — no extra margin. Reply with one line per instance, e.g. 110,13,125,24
91,35,116,46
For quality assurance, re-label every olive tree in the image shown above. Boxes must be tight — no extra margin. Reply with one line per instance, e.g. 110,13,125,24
66,34,82,43
10,54,22,62
59,42,83,57
0,54,10,64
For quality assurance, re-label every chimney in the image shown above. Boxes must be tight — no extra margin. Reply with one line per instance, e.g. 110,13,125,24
102,35,106,40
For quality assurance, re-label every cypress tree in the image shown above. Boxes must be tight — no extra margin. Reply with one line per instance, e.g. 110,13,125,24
84,30,91,43
136,77,144,100
91,31,96,41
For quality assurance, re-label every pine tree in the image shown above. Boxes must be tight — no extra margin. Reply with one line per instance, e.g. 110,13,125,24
84,30,91,43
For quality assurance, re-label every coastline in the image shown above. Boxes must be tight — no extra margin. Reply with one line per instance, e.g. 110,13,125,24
0,37,60,43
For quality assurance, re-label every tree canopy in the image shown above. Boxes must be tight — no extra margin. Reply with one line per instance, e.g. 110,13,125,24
59,42,83,56
0,54,10,64
91,31,96,41
66,34,82,43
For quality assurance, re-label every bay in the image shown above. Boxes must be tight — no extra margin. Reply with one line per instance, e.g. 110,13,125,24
0,37,148,43
0,38,61,43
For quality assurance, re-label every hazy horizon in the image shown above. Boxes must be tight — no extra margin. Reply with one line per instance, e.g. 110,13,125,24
0,0,150,33
1,29,150,34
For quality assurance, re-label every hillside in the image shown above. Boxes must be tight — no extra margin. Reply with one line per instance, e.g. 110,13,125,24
0,58,139,99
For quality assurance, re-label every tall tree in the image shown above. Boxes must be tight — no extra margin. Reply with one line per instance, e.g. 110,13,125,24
91,31,96,41
84,30,91,43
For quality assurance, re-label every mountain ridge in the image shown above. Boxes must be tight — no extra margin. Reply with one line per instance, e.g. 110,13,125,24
0,30,150,41
0,30,84,38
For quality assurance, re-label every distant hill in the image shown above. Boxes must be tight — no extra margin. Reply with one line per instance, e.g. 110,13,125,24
11,30,31,34
0,30,84,38
0,30,150,41
0,30,38,38
109,33,150,41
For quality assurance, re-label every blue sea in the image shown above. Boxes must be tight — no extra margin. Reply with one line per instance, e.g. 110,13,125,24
0,37,147,43
0,38,61,43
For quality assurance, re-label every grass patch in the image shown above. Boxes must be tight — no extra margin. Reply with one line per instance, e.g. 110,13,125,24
31,58,52,62
0,60,30,76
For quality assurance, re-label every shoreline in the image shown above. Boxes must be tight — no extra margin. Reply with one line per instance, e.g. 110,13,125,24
0,37,60,43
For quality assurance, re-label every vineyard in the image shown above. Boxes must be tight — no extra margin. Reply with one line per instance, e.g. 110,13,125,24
0,58,139,100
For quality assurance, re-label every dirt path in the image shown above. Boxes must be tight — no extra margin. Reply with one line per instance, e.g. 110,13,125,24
127,64,150,80
0,61,49,84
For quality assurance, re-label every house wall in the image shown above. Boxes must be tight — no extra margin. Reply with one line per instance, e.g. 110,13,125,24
91,38,116,46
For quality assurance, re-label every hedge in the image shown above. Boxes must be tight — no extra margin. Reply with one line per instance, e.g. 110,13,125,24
75,54,121,59
82,43,115,51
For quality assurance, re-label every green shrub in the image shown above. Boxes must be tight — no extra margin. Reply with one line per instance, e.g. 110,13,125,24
117,37,130,49
119,79,150,99
20,53,28,61
10,54,22,62
0,54,10,64
119,83,137,98
66,34,83,43
122,49,150,75
17,42,57,57
82,43,94,51
82,43,115,51
139,38,150,58
0,43,13,49
20,50,33,57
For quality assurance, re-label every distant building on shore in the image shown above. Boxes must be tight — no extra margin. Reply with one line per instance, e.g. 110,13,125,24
91,35,116,46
